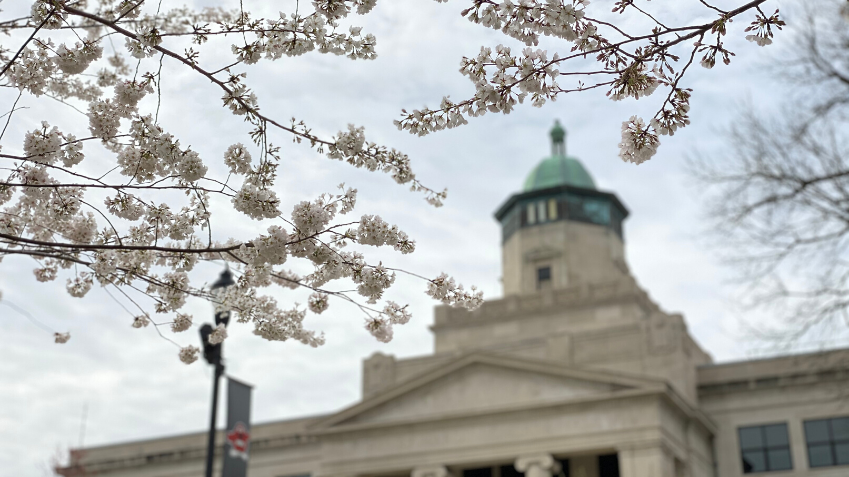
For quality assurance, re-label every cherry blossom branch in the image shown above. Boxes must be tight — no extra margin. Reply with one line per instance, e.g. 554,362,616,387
0,8,55,78
60,4,445,204
400,0,774,165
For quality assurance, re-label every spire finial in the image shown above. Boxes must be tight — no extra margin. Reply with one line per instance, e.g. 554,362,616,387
550,120,566,156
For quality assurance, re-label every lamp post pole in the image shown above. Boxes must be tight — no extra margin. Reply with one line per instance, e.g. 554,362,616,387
204,358,224,477
200,268,235,477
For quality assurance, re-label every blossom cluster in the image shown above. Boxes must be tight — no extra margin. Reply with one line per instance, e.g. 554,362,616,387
171,313,193,332
618,116,658,165
7,42,57,96
607,63,659,101
745,9,785,47
462,0,590,46
179,345,200,364
394,45,562,137
427,273,484,309
66,275,93,298
327,125,426,195
362,299,413,342
55,42,104,75
208,323,228,345
23,122,85,167
357,215,415,254
395,0,785,164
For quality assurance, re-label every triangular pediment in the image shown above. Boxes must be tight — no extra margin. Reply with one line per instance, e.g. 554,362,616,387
311,353,663,431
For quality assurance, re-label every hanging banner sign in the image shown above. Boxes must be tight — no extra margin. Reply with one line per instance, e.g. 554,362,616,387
222,377,253,477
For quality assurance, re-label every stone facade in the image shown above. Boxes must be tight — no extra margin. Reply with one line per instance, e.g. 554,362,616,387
57,130,849,477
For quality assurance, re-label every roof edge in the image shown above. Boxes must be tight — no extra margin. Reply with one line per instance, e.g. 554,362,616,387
494,184,629,222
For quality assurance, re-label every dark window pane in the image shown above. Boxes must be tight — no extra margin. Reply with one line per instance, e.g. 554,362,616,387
835,443,849,465
598,454,620,477
742,451,766,473
809,444,835,467
833,418,849,441
463,468,492,477
557,459,570,477
582,199,610,225
764,424,789,447
767,449,792,470
805,420,831,444
500,465,523,477
537,267,551,281
740,427,764,450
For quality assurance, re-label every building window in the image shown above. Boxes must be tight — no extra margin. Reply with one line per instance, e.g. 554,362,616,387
548,199,558,221
598,454,619,477
804,417,849,467
463,468,492,477
527,203,536,224
500,464,523,477
537,266,552,290
537,200,547,222
557,459,570,477
738,423,792,473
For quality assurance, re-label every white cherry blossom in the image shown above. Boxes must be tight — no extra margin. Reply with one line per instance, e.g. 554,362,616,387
308,292,329,314
66,276,93,298
224,143,253,175
54,332,71,344
54,42,103,75
208,323,228,344
171,313,193,332
179,345,200,364
618,116,659,165
365,317,393,343
132,315,151,328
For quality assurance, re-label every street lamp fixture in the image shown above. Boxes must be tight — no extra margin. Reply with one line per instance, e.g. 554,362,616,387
200,267,235,477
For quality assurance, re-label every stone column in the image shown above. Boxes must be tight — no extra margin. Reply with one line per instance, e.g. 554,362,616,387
618,445,675,477
412,465,451,477
515,454,562,477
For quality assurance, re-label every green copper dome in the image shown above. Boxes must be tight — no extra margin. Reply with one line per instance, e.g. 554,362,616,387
523,121,596,192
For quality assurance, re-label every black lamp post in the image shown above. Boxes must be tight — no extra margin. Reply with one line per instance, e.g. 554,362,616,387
200,267,235,477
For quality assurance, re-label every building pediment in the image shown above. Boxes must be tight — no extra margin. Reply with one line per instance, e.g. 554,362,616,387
310,353,665,433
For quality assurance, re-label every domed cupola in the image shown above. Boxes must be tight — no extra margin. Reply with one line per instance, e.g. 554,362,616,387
494,121,631,296
523,120,597,192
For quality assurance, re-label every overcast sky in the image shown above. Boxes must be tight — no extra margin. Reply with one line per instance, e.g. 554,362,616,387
1,0,842,474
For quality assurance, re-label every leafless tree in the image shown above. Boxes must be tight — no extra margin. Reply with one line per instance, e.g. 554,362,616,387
692,0,849,344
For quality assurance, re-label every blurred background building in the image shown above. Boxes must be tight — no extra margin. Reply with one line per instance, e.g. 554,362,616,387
57,123,849,477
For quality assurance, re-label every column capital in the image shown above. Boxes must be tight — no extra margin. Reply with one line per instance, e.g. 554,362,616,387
412,465,451,477
515,454,561,477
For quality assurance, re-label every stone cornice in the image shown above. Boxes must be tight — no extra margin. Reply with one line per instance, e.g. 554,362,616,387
312,380,715,439
56,431,318,475
697,348,849,396
432,278,660,331
311,387,667,436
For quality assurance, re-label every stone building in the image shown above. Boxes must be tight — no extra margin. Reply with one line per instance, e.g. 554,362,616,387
58,123,849,477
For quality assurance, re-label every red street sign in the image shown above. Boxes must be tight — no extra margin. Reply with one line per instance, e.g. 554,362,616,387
226,422,250,458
